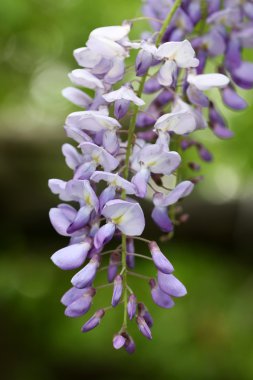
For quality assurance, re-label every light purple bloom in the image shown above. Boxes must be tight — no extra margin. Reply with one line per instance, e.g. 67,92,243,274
136,316,152,340
113,334,126,350
111,275,123,307
153,181,194,207
51,239,92,270
108,252,121,283
149,279,175,309
157,271,187,297
64,287,96,318
81,309,105,332
71,254,100,288
127,294,137,320
101,200,145,236
149,241,174,274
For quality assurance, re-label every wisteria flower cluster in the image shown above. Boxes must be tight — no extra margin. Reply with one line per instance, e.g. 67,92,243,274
49,0,252,353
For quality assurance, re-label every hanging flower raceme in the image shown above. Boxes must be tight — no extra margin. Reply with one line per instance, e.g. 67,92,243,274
48,0,250,352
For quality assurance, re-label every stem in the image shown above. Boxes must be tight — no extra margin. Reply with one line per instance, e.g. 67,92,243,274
127,271,150,281
121,234,128,330
156,0,182,46
127,252,153,261
133,236,151,244
120,0,182,331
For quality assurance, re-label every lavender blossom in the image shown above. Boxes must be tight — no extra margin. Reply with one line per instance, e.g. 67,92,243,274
48,0,250,352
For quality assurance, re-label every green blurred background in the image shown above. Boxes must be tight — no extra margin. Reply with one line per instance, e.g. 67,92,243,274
0,1,253,379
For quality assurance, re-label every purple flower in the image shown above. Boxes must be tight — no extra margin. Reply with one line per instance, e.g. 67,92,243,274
127,294,137,320
157,271,187,297
71,254,100,288
51,239,92,270
136,316,152,340
149,241,174,274
123,334,136,354
113,334,126,350
153,181,194,208
126,238,135,268
81,309,105,332
107,252,121,283
137,303,153,328
101,200,145,236
64,287,96,318
149,279,175,309
111,275,123,307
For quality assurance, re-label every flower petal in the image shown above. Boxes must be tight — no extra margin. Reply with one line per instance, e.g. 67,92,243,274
102,200,145,236
51,241,91,270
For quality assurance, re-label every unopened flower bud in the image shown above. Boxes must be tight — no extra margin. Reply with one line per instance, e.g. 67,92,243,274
127,294,137,320
136,316,152,340
81,309,105,333
111,275,123,307
149,241,174,274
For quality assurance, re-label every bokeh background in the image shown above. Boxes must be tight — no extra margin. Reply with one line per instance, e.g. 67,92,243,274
1,1,253,379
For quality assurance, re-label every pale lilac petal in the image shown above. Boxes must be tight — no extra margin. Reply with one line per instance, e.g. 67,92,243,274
107,252,120,283
127,294,137,320
62,87,92,108
138,303,153,328
137,145,181,175
64,125,93,144
91,171,136,194
111,275,123,307
49,204,76,236
71,255,100,288
102,200,145,236
65,289,95,318
154,110,196,135
187,73,230,91
66,206,92,234
149,241,174,274
61,286,91,306
151,206,173,233
136,49,153,76
124,335,136,354
153,181,194,207
113,334,126,350
90,24,131,41
114,99,130,119
149,279,175,309
99,186,116,210
186,85,209,107
79,142,119,172
81,309,105,332
48,179,72,201
126,238,135,269
73,47,101,68
131,167,150,198
104,57,125,84
94,222,116,249
136,316,152,340
158,272,187,297
102,130,119,155
51,241,91,270
157,60,177,87
103,86,145,106
222,87,248,110
62,144,82,170
68,69,104,90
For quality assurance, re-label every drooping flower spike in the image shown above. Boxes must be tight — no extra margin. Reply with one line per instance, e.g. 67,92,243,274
49,0,251,352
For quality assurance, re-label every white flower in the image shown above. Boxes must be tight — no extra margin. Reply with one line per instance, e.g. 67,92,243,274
103,85,145,106
156,40,199,68
156,40,199,86
187,73,230,91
